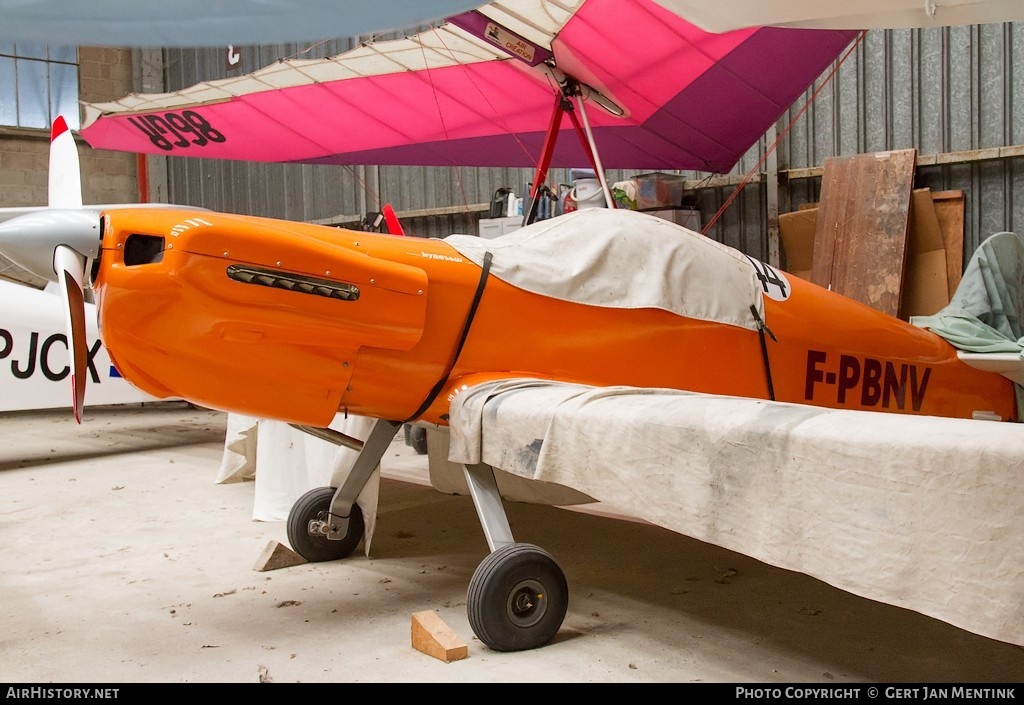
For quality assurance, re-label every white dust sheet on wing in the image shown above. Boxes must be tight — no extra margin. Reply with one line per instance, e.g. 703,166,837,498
446,378,1024,648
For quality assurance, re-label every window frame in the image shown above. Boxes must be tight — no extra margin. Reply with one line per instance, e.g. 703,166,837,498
0,43,80,130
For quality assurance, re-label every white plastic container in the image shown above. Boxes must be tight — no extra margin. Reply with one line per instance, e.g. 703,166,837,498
571,178,606,209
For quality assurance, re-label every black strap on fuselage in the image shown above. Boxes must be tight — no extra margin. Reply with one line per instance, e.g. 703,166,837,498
750,304,777,401
404,251,493,423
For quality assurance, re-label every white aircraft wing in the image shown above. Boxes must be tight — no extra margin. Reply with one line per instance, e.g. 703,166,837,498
0,279,156,412
437,376,1024,649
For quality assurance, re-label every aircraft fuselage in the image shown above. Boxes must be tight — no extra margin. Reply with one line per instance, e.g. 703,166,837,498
93,208,1016,427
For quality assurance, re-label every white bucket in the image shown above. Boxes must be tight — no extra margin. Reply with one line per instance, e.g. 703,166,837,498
570,178,606,209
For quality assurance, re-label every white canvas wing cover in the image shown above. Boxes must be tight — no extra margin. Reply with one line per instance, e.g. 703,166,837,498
445,377,1024,648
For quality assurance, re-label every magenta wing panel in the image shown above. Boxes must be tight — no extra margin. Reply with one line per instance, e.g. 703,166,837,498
80,0,858,172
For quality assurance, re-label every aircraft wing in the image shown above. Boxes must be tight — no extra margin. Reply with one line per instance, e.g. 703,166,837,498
957,352,1024,385
0,279,156,411
78,0,859,172
441,375,1024,648
0,0,482,47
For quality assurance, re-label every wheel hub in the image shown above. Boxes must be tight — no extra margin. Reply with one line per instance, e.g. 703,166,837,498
307,515,331,537
506,579,547,628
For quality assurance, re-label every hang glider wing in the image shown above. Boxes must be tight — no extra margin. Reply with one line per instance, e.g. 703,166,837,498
654,0,1024,33
78,0,859,172
0,0,482,47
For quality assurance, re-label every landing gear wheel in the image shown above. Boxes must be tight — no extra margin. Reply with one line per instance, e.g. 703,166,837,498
286,486,364,563
410,426,428,455
404,424,428,455
467,542,568,652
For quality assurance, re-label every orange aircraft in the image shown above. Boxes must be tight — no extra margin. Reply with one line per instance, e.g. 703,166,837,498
4,0,1024,648
4,98,1023,648
94,207,1015,427
53,202,1014,652
4,134,1023,649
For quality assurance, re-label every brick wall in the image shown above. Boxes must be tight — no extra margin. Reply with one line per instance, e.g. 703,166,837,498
0,46,138,208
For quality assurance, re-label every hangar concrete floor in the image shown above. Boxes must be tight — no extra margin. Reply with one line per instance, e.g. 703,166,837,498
1,402,1022,683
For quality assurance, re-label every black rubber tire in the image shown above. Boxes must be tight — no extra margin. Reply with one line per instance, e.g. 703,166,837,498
409,426,428,455
286,486,364,562
467,542,568,652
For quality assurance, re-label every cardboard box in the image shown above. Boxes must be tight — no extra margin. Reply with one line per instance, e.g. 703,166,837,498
931,190,965,296
778,208,817,280
647,208,701,231
899,189,950,319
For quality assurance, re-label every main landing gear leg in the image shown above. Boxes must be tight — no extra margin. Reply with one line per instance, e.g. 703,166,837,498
462,462,568,652
286,418,402,563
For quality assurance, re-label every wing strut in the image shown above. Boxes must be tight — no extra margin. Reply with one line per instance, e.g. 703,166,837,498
572,89,616,211
523,80,611,227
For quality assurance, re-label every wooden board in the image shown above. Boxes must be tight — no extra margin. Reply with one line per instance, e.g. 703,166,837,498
811,149,917,317
932,190,966,296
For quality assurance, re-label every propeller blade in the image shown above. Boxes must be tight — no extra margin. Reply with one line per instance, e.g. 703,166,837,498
49,115,83,209
53,244,88,423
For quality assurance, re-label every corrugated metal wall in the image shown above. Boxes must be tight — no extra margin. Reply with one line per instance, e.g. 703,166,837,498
161,21,1024,262
781,22,1024,259
693,22,1024,260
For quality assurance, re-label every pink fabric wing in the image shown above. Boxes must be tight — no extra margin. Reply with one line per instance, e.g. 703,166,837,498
80,0,858,172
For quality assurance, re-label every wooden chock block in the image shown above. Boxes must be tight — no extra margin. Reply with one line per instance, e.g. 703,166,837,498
411,610,469,662
253,540,308,572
